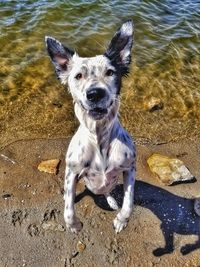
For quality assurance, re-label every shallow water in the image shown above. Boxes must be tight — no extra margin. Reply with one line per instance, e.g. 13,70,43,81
0,0,200,147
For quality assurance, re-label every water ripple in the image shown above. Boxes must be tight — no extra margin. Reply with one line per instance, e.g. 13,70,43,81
0,0,200,146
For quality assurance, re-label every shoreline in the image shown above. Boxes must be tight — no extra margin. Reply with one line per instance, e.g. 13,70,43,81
0,137,200,266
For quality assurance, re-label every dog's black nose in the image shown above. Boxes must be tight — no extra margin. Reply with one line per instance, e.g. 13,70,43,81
86,88,106,102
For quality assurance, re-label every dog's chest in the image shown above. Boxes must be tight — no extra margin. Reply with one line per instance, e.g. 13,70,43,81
67,122,134,195
83,166,119,195
81,147,125,195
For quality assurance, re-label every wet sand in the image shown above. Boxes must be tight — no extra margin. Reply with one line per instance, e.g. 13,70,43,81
0,137,200,267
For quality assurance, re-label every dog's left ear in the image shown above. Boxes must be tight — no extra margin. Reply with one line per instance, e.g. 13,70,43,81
105,20,134,76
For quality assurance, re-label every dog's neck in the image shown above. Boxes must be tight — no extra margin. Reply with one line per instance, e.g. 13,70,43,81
74,100,120,149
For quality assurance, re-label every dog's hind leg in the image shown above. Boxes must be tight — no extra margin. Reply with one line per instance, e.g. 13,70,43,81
180,235,200,255
113,169,135,233
106,194,119,210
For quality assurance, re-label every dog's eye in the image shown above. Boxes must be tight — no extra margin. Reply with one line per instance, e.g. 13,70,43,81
75,73,82,80
105,69,115,76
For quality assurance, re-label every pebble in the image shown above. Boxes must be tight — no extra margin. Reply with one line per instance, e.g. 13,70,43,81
41,221,65,232
76,241,86,253
38,159,60,174
147,153,194,185
2,193,13,199
194,198,200,216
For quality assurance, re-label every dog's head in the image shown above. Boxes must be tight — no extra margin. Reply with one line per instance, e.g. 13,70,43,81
45,21,134,120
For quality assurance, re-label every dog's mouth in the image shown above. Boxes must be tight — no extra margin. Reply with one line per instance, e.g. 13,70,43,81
80,100,114,120
89,107,108,120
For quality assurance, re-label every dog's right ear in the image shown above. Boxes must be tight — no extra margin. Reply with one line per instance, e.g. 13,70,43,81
45,36,74,83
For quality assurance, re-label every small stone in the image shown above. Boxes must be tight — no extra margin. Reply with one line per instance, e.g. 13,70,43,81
6,78,16,90
76,241,86,253
41,221,65,232
52,101,63,108
194,198,200,216
2,193,13,199
147,153,194,185
38,159,60,174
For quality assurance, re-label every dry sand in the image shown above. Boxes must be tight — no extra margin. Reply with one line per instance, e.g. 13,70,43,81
0,138,200,267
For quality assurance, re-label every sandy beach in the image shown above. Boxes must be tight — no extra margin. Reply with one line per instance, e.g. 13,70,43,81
0,1,200,266
1,137,199,267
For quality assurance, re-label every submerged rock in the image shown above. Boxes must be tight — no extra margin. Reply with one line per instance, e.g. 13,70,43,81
147,153,194,185
194,198,200,216
144,97,164,112
38,159,60,174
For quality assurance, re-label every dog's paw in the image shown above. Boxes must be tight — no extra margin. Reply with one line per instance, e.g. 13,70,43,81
65,217,83,234
106,195,119,210
113,216,128,233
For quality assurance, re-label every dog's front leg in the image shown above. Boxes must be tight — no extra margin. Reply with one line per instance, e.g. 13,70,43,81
113,168,135,233
64,167,83,234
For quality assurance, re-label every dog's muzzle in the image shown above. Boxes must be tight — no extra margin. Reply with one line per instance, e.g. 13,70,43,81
86,88,109,120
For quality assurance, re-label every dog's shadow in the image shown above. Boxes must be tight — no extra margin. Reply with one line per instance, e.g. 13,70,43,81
75,180,200,256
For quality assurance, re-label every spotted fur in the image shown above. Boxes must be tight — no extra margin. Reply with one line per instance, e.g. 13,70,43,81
45,20,136,233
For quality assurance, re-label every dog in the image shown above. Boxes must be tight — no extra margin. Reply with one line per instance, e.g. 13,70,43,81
45,20,136,233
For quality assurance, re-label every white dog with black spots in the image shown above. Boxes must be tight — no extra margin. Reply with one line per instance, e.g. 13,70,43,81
45,20,136,233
